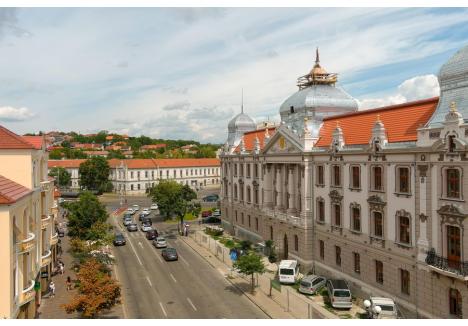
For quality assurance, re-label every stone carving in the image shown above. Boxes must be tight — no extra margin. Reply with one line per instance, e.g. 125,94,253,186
367,195,386,211
329,190,343,203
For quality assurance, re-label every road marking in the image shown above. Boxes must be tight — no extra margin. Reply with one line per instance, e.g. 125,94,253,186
179,255,189,266
112,264,129,319
170,273,177,283
159,302,167,318
145,276,152,287
138,241,143,249
127,238,143,266
187,297,197,311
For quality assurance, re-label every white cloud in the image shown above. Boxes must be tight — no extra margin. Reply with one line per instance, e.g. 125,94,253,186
358,74,440,110
0,106,35,121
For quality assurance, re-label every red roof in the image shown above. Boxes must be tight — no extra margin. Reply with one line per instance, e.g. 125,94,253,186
48,159,87,168
235,127,277,152
316,97,438,147
140,144,167,150
49,158,220,169
22,136,44,150
0,175,32,204
0,126,35,149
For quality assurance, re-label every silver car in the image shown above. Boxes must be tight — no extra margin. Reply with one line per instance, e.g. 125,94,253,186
141,224,152,232
299,275,326,295
153,237,167,248
123,218,133,226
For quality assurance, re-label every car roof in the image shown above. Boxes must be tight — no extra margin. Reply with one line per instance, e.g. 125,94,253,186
328,279,349,289
302,275,323,282
279,260,297,268
370,297,395,305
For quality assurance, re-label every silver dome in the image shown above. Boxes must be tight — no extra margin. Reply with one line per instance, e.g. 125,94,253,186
225,112,256,153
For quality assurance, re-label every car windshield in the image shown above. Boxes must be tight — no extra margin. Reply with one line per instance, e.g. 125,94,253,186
377,304,394,312
300,281,312,287
157,238,165,241
334,290,351,297
280,268,294,275
166,248,176,253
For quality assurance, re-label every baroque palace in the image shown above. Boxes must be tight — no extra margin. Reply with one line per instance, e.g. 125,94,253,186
220,46,468,318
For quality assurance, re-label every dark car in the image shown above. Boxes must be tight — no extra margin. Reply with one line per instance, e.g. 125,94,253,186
113,233,126,246
203,194,219,202
127,223,138,232
58,228,65,237
138,212,150,221
202,216,221,224
162,248,178,261
141,217,152,225
146,229,158,240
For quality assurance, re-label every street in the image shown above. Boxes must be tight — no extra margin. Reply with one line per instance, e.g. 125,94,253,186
103,195,267,319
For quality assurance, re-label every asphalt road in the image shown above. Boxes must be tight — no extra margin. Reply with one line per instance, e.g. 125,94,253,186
103,195,267,319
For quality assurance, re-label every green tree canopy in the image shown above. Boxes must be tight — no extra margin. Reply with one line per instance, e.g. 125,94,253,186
233,253,266,293
79,157,112,194
65,191,109,240
48,167,71,188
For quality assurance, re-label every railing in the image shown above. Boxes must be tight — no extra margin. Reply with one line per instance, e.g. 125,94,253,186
19,280,35,305
41,249,52,267
426,248,468,278
261,207,306,227
41,214,51,228
17,232,35,253
50,232,59,245
40,180,51,192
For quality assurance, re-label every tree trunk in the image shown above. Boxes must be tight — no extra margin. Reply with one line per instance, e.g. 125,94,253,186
251,273,255,294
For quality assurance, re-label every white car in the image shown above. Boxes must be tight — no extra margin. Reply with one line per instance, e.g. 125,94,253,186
132,204,140,211
153,237,167,248
126,208,135,215
141,224,153,232
142,208,150,214
150,203,158,210
212,209,221,217
365,297,398,319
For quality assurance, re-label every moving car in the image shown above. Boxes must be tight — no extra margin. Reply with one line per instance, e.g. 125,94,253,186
161,247,178,261
203,194,219,202
326,279,352,309
150,203,158,210
113,233,126,246
140,223,152,232
146,229,158,240
299,275,326,295
365,297,398,319
126,208,135,215
123,217,133,226
123,213,132,219
212,209,221,217
58,228,65,237
202,216,221,224
141,217,152,225
139,212,150,221
153,237,167,248
127,223,138,232
132,204,140,211
142,208,150,214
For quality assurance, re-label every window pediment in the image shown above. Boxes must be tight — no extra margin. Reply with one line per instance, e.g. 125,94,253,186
437,204,467,219
367,195,386,211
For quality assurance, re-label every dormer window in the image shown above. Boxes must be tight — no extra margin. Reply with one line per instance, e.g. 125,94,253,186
290,106,294,114
448,135,456,153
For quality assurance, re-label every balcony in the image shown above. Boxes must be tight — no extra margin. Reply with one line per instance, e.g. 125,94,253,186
50,232,59,246
19,280,35,306
17,233,35,253
426,248,468,280
262,207,305,227
41,250,52,267
40,180,52,192
41,214,51,229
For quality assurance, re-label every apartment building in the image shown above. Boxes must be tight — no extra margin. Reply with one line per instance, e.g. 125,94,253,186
0,127,57,319
48,158,221,194
220,45,468,318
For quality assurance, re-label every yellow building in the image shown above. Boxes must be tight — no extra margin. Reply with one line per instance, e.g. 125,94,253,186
0,126,57,319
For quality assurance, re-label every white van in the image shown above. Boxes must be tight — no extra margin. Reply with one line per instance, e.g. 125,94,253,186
278,260,299,284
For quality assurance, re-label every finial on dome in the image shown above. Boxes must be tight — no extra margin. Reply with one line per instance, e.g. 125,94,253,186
315,47,320,65
450,101,457,112
336,120,340,128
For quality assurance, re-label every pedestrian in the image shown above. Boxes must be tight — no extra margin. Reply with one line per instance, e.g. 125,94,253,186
66,276,72,291
49,281,56,298
60,262,64,275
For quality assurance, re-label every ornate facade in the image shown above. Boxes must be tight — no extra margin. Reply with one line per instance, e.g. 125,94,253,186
220,46,468,318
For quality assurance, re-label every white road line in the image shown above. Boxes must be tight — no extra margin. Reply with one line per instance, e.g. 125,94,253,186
179,255,189,266
159,302,168,318
138,241,143,249
145,276,152,287
187,297,197,311
127,238,143,266
170,273,177,283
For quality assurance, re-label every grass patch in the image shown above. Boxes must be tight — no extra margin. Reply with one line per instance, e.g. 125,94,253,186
340,314,353,319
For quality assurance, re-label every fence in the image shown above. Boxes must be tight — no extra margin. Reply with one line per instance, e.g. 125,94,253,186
192,231,337,319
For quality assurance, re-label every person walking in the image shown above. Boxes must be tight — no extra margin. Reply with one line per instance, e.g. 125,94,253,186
59,262,64,275
49,281,56,298
66,276,72,291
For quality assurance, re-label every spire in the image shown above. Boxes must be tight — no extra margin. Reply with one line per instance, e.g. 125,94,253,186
241,88,244,114
450,101,457,112
315,47,320,65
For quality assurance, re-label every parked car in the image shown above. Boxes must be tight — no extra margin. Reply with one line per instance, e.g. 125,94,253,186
141,217,152,225
126,208,135,215
212,209,221,217
364,297,398,319
201,210,212,218
139,212,150,221
132,204,140,211
113,233,126,246
58,228,65,237
161,247,178,261
123,213,132,219
123,217,133,226
146,229,158,240
127,223,138,232
299,275,326,295
203,194,219,202
150,203,158,210
153,237,167,248
202,216,221,224
326,279,352,309
140,223,153,232
142,207,150,213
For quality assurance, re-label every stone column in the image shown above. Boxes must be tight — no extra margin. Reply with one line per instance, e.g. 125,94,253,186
417,165,430,262
263,164,273,208
287,165,295,213
296,165,302,215
276,165,282,210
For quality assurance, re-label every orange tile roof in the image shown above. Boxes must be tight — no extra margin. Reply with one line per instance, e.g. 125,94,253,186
0,126,35,149
235,127,277,152
22,136,44,150
140,144,167,150
48,159,87,169
0,175,32,204
316,97,438,147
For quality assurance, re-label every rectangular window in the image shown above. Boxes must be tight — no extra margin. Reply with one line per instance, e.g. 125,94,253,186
399,215,410,244
248,215,251,227
131,171,134,179
447,168,460,198
373,166,383,191
398,167,410,193
352,207,360,231
335,246,341,266
317,165,324,185
334,204,341,226
354,252,360,274
376,260,383,284
318,200,325,222
145,171,148,178
332,165,341,186
319,240,324,260
247,164,251,178
241,213,244,225
255,218,258,231
401,269,410,295
374,211,383,238
351,166,360,189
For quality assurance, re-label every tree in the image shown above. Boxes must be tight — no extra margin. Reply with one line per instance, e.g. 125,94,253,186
233,253,266,293
65,191,109,240
62,258,120,318
148,181,196,233
79,157,111,194
48,167,71,188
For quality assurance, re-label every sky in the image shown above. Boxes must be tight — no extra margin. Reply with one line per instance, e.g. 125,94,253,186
1,7,468,143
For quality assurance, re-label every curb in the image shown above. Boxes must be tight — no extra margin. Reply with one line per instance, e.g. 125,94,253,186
180,235,278,319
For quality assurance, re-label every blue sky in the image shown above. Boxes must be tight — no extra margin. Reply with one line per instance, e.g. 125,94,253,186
1,7,468,143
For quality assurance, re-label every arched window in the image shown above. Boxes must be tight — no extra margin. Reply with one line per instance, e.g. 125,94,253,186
398,213,411,244
234,184,238,200
247,186,251,203
294,235,299,252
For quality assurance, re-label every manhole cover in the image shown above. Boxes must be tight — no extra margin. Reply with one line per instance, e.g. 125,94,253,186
167,301,174,305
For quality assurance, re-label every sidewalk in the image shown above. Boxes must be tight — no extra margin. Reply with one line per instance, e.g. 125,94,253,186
180,234,295,319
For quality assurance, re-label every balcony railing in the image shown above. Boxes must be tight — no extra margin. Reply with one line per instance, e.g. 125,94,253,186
19,280,35,306
17,232,35,253
41,249,52,267
41,214,51,229
40,180,52,192
426,248,468,279
50,232,59,245
262,207,305,227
